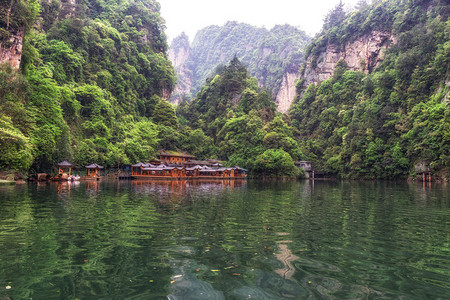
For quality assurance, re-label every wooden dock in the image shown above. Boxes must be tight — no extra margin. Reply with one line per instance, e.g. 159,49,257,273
118,173,132,180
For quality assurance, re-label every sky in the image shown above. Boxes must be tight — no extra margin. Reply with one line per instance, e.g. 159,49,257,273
158,0,361,43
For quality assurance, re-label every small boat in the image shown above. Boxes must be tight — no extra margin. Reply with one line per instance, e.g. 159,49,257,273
67,175,80,181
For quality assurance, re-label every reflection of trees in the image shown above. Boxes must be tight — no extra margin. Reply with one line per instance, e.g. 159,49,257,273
0,180,449,298
0,182,169,298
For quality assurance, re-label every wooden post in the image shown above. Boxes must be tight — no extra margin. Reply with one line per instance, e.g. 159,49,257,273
423,172,425,182
428,173,431,182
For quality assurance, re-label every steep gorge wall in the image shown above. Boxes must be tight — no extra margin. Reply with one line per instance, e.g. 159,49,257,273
276,71,299,113
0,0,78,70
168,43,191,104
168,23,310,111
0,29,24,69
303,31,397,87
169,41,301,111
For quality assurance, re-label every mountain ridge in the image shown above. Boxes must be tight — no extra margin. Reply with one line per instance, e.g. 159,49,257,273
169,22,310,112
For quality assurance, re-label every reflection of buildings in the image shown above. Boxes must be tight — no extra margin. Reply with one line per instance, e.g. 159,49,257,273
130,180,247,208
85,180,101,196
131,180,188,200
56,181,81,199
131,179,246,193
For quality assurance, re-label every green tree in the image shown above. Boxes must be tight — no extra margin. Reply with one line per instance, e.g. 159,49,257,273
253,149,297,176
323,1,347,30
152,98,178,128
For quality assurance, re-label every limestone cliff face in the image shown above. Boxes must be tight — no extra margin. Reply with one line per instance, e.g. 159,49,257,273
276,71,299,113
167,23,310,110
0,29,24,69
169,43,190,72
168,42,192,104
303,31,397,87
0,0,77,70
57,0,77,19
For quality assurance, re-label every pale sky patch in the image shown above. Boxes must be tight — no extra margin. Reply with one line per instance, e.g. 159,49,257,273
159,0,361,42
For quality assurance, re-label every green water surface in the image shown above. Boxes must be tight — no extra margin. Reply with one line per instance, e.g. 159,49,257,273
0,180,449,299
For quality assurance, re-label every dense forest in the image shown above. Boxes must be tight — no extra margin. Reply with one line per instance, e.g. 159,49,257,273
0,0,449,180
176,56,304,177
175,0,449,180
291,0,449,179
1,0,177,172
169,22,310,108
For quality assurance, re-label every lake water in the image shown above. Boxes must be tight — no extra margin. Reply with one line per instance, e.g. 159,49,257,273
0,180,448,299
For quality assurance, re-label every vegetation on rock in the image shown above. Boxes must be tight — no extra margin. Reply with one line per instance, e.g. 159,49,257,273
1,0,176,172
170,22,310,105
292,0,449,179
0,0,448,180
177,56,303,177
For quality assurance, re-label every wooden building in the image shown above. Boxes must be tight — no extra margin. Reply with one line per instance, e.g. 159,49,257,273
132,164,186,179
57,160,73,176
131,164,246,180
185,166,200,177
131,162,154,176
233,166,247,178
130,150,245,180
85,163,104,177
159,150,195,165
184,159,222,167
415,161,431,182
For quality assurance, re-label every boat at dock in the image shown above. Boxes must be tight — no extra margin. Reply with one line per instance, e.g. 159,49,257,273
67,175,80,181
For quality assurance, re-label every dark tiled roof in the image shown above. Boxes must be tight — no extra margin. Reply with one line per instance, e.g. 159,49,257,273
132,162,156,168
57,160,73,167
131,162,145,167
184,160,222,166
85,163,104,169
159,150,195,158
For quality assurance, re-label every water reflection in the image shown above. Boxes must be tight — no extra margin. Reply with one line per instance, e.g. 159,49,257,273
0,180,448,299
130,179,246,194
274,233,298,280
129,179,247,209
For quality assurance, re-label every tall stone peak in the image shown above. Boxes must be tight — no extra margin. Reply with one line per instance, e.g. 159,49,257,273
169,33,192,104
168,23,310,112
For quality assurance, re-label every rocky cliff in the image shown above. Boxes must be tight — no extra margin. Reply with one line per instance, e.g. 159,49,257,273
168,38,192,104
276,71,299,113
0,29,24,69
169,41,301,111
168,23,310,112
0,0,76,70
0,0,29,69
302,30,397,87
